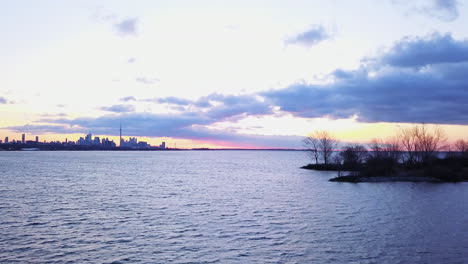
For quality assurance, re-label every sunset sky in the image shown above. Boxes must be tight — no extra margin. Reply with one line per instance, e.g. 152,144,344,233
2,0,468,148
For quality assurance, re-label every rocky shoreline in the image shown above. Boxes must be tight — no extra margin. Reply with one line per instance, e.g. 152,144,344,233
328,175,464,183
302,163,468,183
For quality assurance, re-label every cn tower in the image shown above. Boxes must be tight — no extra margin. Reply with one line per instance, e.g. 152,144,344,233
119,121,122,148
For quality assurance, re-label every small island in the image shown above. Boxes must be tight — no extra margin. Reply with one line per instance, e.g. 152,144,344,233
302,125,468,183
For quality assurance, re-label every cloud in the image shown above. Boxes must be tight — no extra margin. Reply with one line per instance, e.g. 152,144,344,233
100,104,135,113
380,33,468,68
286,25,330,47
120,96,136,102
425,0,459,21
136,77,159,84
154,96,193,106
261,32,468,125
201,94,271,121
332,69,355,79
0,97,8,104
128,57,136,63
264,63,468,125
114,18,138,36
40,113,67,117
5,124,83,135
151,93,273,120
394,0,459,21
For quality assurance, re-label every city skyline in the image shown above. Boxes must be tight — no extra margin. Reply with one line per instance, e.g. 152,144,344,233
0,131,168,150
2,1,468,148
1,125,167,149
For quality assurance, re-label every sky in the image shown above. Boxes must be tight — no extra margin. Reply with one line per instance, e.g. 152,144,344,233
1,0,468,148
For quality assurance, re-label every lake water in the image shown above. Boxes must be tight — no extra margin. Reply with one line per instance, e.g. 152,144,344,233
0,151,467,263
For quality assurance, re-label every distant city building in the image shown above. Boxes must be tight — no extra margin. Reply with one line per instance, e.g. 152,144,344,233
4,137,8,143
35,136,39,143
120,137,149,148
160,142,166,149
101,138,116,148
21,134,25,144
77,133,116,148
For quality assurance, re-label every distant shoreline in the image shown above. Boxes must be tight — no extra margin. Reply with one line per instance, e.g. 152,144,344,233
0,147,307,152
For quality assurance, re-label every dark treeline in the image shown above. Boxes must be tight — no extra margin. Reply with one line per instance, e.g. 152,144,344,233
302,124,468,182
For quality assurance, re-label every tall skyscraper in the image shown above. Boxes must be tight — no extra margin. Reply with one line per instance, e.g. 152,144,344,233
35,136,39,143
4,137,8,143
21,134,25,144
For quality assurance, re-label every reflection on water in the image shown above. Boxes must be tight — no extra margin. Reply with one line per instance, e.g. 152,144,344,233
1,151,467,263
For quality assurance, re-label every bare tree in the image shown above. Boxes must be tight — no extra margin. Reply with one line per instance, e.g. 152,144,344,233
398,124,447,164
369,137,401,162
454,139,468,158
304,131,339,165
414,124,447,162
340,144,368,170
454,139,468,152
399,128,418,164
303,137,320,164
369,138,383,157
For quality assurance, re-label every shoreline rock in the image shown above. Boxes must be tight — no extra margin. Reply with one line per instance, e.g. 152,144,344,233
329,175,450,183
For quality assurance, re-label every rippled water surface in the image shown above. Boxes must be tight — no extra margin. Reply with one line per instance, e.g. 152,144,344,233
1,151,467,263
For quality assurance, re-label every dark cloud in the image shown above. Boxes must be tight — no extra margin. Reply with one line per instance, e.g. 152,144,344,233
46,113,210,138
136,77,159,84
380,33,468,68
264,60,468,124
0,97,8,104
286,25,330,47
114,18,138,36
152,93,272,121
34,113,228,140
332,69,355,79
263,33,468,124
100,104,135,113
201,94,271,121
